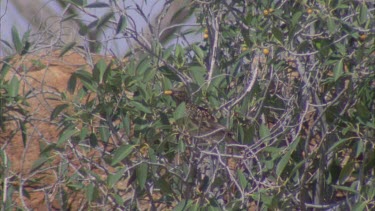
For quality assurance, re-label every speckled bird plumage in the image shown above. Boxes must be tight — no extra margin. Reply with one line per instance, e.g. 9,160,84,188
164,87,236,144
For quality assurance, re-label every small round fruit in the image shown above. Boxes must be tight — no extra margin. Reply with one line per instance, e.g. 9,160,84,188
203,33,209,39
263,9,269,16
307,8,313,15
263,48,270,55
164,90,173,95
242,46,248,52
359,34,367,41
269,8,274,13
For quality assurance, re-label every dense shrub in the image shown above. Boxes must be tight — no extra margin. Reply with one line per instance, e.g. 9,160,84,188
1,0,374,210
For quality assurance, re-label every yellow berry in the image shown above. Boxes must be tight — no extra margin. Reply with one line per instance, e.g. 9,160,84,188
139,143,150,156
264,9,269,16
203,33,209,39
307,8,313,14
164,90,173,95
359,34,367,41
242,46,248,52
263,48,270,55
269,8,274,13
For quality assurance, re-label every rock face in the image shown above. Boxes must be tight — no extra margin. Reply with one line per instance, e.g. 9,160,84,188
0,50,113,210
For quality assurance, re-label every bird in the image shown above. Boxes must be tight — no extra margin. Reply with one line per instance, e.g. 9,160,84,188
164,87,236,144
164,87,240,191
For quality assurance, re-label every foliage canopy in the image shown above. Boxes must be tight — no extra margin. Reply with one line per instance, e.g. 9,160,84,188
1,0,374,210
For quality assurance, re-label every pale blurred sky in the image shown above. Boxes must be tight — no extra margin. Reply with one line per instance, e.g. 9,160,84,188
0,0,171,57
0,1,29,56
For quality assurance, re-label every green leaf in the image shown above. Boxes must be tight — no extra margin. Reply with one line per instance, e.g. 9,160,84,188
152,41,163,58
79,127,88,141
96,12,114,29
333,59,344,81
276,151,291,177
327,138,349,153
174,102,187,120
39,143,57,156
190,202,199,211
59,42,76,57
272,27,283,43
86,183,97,203
331,184,358,194
123,114,131,135
237,170,248,189
353,201,367,211
297,41,311,53
20,30,30,55
291,11,302,27
259,124,270,143
192,44,204,61
0,150,10,168
367,185,375,198
67,74,77,94
113,193,124,205
289,159,307,180
102,61,112,83
143,67,156,83
136,57,151,76
313,38,332,57
0,57,12,80
174,200,193,211
50,104,69,120
111,145,135,166
116,15,127,34
175,45,185,61
129,101,151,113
62,14,78,22
157,178,173,194
89,133,98,147
358,3,368,25
175,45,185,67
265,160,274,170
276,137,300,177
8,76,20,98
99,125,110,143
355,140,364,158
93,59,107,83
30,156,49,173
84,2,109,8
136,163,148,190
78,24,89,36
11,26,22,54
178,139,186,152
356,101,371,122
163,46,173,60
338,161,355,184
57,128,79,146
107,168,125,187
74,69,97,92
335,43,347,56
148,148,157,174
20,120,27,147
189,65,206,85
327,17,336,34
64,0,85,7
